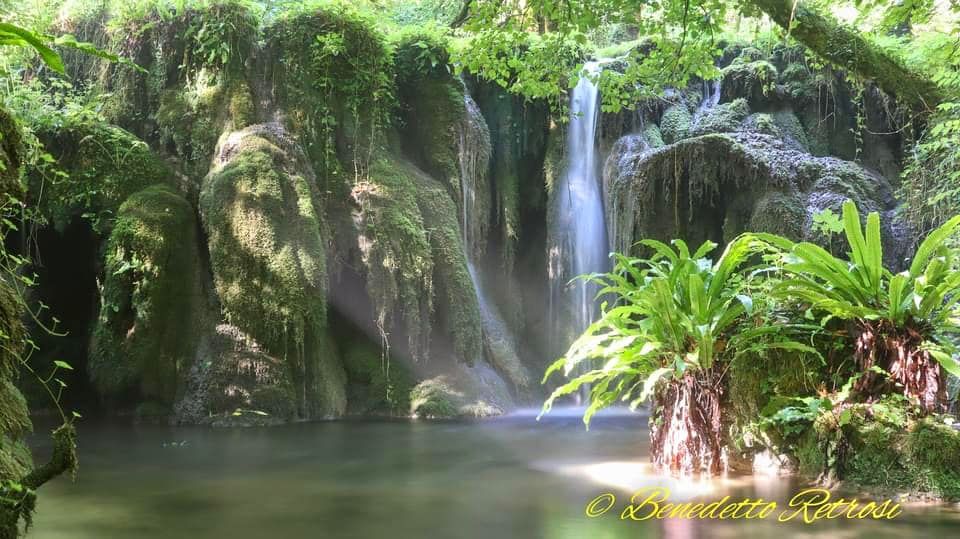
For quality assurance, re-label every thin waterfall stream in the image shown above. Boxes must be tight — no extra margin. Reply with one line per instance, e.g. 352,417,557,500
458,88,528,388
549,61,609,402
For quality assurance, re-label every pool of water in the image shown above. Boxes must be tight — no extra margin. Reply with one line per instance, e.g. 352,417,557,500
26,410,960,538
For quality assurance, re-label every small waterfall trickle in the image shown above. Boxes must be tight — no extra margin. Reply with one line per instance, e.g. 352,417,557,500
691,78,721,128
548,61,609,403
458,87,529,388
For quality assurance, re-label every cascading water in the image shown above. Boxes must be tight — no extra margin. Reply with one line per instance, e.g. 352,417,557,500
548,62,608,402
691,78,721,128
458,88,529,388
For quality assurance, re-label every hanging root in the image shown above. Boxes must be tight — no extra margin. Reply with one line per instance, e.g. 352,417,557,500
852,319,946,413
650,370,727,476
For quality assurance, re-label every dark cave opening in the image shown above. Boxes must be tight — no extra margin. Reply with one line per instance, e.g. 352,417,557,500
25,219,102,414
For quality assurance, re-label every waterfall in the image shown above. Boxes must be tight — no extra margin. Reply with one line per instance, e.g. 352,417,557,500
458,87,529,388
548,62,608,402
691,78,721,128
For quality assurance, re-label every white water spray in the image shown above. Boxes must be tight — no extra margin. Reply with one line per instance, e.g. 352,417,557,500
549,62,609,401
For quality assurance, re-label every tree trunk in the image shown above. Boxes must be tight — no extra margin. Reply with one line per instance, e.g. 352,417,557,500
650,370,726,475
851,319,946,412
750,0,943,110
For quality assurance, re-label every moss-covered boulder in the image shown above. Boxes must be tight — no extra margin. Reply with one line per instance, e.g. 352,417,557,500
200,124,345,419
659,104,692,144
721,59,778,106
54,1,259,180
409,363,513,419
0,274,32,483
89,184,200,407
350,156,435,360
412,169,482,364
265,3,394,192
31,119,172,233
603,132,903,257
798,402,960,501
689,98,750,137
0,108,24,199
341,336,413,416
175,323,302,426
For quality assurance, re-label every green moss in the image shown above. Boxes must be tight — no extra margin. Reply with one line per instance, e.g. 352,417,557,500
643,123,665,149
31,119,172,233
689,98,749,136
353,157,434,360
659,104,692,144
843,410,915,490
156,80,255,178
0,108,23,199
90,184,199,405
749,191,807,239
412,173,483,364
342,338,413,415
796,399,960,501
746,110,809,151
266,4,394,193
721,60,778,104
0,112,32,487
394,52,465,192
795,428,827,477
74,2,258,152
780,62,821,103
200,127,344,418
904,418,960,499
728,346,819,449
409,378,460,419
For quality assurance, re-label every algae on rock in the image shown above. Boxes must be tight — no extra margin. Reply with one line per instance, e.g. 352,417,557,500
200,124,345,419
30,119,172,233
89,184,201,407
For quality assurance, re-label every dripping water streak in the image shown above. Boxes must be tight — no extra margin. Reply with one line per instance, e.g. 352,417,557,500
458,87,527,387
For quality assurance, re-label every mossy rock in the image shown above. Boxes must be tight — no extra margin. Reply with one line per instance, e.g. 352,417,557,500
265,3,393,191
0,112,32,484
342,338,414,416
31,119,172,234
412,171,483,364
689,98,749,137
0,107,24,199
659,104,692,144
175,323,302,425
643,123,665,149
779,62,826,104
410,378,460,419
409,374,504,419
200,124,344,419
746,110,810,152
351,156,435,361
156,79,256,179
90,184,200,405
844,411,960,500
721,60,778,106
749,190,807,240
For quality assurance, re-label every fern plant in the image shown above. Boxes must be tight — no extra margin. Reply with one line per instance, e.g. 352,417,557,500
541,236,814,475
757,200,960,412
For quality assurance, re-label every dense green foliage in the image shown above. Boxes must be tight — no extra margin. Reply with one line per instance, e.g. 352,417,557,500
0,0,959,527
541,237,813,424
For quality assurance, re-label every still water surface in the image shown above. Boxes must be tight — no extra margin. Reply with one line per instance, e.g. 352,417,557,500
27,410,960,538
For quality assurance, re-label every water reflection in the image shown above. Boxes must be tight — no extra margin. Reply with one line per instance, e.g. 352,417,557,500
26,414,960,538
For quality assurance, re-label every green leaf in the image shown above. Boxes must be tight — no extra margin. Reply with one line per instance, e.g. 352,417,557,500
53,360,73,371
0,22,64,74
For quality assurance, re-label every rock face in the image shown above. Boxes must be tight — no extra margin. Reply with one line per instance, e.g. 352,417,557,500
18,4,910,423
22,3,549,423
595,46,909,269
